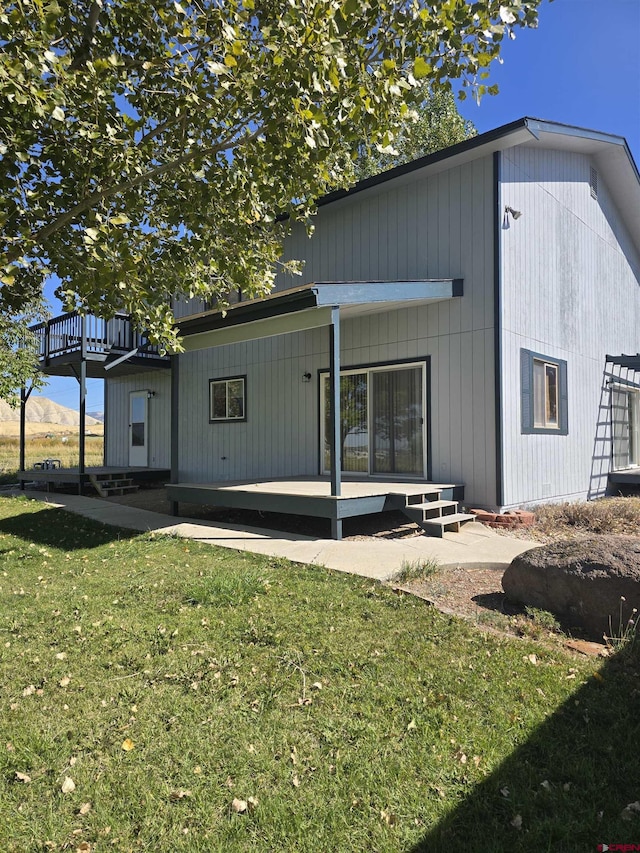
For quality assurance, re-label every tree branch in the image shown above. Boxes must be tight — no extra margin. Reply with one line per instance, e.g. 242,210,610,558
3,121,267,265
69,2,102,72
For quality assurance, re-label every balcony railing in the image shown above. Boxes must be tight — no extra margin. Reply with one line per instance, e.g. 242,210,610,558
31,312,170,366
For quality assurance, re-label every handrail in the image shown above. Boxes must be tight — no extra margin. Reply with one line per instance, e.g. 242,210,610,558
31,313,169,363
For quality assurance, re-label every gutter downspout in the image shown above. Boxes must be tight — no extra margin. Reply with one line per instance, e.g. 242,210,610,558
493,151,504,509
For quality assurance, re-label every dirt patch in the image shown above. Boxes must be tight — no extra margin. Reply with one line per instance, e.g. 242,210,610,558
398,564,521,623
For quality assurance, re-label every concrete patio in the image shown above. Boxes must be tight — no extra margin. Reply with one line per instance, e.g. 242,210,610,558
8,489,538,581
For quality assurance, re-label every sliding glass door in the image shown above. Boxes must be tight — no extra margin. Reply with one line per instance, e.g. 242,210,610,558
371,367,423,475
322,362,426,477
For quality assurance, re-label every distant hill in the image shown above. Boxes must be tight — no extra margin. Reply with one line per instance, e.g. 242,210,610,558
88,411,105,423
0,396,100,427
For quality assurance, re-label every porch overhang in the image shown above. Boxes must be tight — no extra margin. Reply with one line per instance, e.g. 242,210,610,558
179,279,463,352
607,353,640,371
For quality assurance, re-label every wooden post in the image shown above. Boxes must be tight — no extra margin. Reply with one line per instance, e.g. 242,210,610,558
19,385,32,489
78,315,87,492
170,354,180,516
329,306,342,540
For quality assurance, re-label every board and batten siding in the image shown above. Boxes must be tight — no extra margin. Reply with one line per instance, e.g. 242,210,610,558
175,155,499,507
105,372,172,468
500,145,640,508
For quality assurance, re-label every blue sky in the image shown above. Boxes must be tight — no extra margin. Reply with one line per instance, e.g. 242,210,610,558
458,0,640,154
41,0,640,412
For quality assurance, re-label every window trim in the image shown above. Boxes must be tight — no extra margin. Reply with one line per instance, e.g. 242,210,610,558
318,358,429,479
208,374,247,423
521,349,568,435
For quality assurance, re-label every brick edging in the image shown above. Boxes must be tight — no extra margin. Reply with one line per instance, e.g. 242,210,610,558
468,508,535,529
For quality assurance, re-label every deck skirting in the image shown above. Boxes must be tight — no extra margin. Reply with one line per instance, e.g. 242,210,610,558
166,478,464,540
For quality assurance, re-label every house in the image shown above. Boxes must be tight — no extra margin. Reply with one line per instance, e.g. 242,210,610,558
24,118,640,538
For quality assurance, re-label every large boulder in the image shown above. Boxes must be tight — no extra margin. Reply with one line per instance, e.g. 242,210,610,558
502,536,640,640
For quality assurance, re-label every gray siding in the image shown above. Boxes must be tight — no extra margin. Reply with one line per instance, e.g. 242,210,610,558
500,146,640,507
105,372,172,468
176,156,499,507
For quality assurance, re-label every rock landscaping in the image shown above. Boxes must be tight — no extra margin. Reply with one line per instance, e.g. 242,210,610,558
502,535,640,640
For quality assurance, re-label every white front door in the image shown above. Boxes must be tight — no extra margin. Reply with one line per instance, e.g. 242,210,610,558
129,391,148,467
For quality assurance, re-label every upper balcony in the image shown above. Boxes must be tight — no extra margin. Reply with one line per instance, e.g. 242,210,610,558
32,311,171,378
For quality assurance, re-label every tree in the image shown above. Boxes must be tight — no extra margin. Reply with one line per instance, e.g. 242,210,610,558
1,0,542,362
0,306,46,404
353,87,476,181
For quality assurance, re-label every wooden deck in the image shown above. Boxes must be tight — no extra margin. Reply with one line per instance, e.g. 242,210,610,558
166,477,464,540
609,469,640,492
18,466,170,494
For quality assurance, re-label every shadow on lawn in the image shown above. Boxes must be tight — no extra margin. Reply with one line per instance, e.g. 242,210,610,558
0,504,133,550
410,642,640,853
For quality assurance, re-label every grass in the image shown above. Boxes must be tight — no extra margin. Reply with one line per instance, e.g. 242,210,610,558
392,557,440,584
605,597,638,651
476,606,564,643
0,496,638,852
0,436,104,483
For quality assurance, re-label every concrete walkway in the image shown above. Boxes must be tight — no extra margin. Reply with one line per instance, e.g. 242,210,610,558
8,490,538,582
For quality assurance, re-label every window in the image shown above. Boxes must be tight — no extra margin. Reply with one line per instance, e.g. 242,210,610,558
209,375,246,422
521,350,568,435
533,359,558,428
611,385,640,470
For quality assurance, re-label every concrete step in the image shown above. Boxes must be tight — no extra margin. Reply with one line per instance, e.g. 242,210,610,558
420,512,477,538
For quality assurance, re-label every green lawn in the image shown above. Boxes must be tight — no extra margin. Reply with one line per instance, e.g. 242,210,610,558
0,496,638,852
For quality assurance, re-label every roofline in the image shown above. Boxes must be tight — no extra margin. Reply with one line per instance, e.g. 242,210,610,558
524,118,640,185
177,279,462,336
316,116,640,209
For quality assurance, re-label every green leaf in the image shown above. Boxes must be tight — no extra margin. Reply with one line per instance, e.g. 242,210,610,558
51,106,65,122
413,57,432,80
342,0,359,17
109,214,131,226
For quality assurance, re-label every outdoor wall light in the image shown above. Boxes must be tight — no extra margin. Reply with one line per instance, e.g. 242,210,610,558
302,372,312,383
147,390,156,399
502,206,523,229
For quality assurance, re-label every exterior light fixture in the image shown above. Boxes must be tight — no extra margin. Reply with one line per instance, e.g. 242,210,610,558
503,206,523,229
302,372,312,383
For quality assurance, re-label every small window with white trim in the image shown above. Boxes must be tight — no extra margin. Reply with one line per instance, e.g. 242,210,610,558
209,375,246,422
521,350,568,435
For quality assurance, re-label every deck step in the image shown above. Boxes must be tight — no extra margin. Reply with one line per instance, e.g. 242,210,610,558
420,513,477,537
403,500,458,519
405,490,442,505
89,473,138,498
